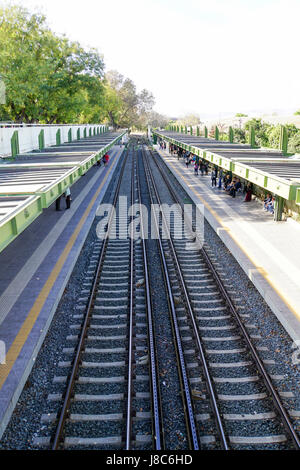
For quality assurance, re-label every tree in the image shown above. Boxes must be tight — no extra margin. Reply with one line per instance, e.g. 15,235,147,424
231,116,300,151
0,5,158,128
267,123,299,149
244,118,271,147
288,133,300,153
233,128,246,143
0,5,105,123
135,111,169,130
146,111,169,129
235,113,248,117
103,71,155,129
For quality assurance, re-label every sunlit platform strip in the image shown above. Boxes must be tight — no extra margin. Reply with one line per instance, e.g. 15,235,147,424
0,145,122,439
153,130,300,202
0,131,126,253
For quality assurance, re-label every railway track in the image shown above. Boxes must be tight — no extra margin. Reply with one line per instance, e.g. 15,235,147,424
35,145,163,450
142,144,300,450
32,137,300,450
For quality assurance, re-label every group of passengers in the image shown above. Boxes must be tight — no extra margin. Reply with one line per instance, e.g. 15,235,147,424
170,144,176,154
263,194,275,214
223,174,242,198
55,152,110,212
211,167,244,199
171,147,254,202
180,151,209,175
159,140,279,212
194,160,209,176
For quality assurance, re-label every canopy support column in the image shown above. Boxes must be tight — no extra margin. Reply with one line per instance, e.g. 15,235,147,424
274,195,284,221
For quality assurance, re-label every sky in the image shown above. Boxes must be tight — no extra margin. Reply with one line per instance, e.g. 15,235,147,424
2,0,300,118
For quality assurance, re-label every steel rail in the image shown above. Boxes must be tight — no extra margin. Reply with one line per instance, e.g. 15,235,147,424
151,147,300,450
51,149,129,450
136,148,164,449
142,147,200,450
125,147,135,449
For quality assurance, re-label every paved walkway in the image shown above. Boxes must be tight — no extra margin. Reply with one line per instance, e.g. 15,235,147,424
0,146,122,438
156,147,300,343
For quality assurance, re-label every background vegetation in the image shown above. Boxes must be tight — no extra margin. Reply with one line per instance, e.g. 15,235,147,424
0,5,168,129
233,118,300,153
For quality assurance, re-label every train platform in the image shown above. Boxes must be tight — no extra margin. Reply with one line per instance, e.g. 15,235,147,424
0,131,126,254
153,130,300,223
0,145,123,438
155,146,300,344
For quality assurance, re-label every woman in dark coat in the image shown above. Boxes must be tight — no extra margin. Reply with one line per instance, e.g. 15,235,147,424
244,183,252,202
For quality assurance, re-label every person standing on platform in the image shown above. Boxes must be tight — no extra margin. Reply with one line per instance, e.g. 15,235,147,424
218,169,223,189
224,173,231,190
64,187,71,209
229,178,241,198
104,153,109,166
211,168,217,187
264,194,272,210
243,183,252,202
56,196,62,211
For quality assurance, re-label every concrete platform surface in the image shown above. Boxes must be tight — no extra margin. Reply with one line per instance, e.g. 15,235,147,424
0,146,123,438
156,146,300,344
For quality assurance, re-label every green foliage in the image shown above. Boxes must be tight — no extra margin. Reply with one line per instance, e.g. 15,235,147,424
235,113,248,117
0,5,156,128
0,5,105,123
266,123,298,149
288,133,300,153
283,123,299,137
233,118,300,152
244,118,270,146
266,125,281,148
233,128,246,143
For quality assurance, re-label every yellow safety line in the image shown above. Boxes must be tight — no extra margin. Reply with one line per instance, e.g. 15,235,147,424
166,155,300,322
0,154,119,388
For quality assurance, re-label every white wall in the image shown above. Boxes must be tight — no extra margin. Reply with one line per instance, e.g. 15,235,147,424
0,124,107,157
